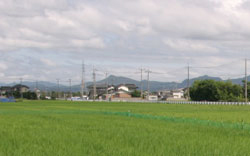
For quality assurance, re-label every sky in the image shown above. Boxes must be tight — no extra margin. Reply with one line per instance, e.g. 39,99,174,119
0,0,250,84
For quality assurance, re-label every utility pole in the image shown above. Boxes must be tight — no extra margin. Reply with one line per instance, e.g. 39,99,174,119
35,80,39,99
69,79,72,99
20,78,23,99
81,61,85,99
140,68,144,99
145,69,152,98
93,68,97,101
187,64,190,101
105,72,108,95
56,79,60,99
35,80,38,90
245,58,248,104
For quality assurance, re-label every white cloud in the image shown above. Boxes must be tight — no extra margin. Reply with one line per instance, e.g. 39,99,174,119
0,0,250,82
163,39,218,53
0,62,7,70
71,37,105,49
40,58,57,67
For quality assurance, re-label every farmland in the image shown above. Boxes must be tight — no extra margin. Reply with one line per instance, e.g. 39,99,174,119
1,101,250,155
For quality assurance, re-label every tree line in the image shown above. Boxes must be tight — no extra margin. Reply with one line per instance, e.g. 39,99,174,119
189,80,248,102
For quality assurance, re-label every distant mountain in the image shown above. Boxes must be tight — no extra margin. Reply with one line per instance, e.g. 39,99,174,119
179,75,223,88
0,75,246,92
229,76,250,85
95,75,223,92
98,75,138,85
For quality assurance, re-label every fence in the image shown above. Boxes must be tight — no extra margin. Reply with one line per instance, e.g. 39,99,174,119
108,100,250,105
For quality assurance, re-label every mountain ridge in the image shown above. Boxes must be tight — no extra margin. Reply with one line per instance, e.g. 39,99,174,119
0,75,246,92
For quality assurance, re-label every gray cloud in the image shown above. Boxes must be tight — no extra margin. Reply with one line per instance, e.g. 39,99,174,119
0,0,249,83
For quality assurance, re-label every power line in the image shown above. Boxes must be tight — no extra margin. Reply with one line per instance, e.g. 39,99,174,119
189,59,243,69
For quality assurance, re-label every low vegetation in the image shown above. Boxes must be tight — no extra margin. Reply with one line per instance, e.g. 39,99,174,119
1,101,250,155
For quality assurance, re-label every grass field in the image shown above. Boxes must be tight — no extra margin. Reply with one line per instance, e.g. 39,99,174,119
1,101,250,155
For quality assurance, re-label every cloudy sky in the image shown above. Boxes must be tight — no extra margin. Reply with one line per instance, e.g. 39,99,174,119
0,0,250,84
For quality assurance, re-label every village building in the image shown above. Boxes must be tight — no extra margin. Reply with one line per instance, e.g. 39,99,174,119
0,84,29,97
12,84,29,93
158,88,185,101
87,83,137,100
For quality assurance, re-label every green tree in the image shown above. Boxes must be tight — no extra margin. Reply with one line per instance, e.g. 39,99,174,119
190,80,243,102
190,80,220,101
131,90,141,97
23,91,37,100
51,91,57,100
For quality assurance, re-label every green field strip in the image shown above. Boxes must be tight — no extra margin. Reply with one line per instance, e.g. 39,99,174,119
0,109,250,131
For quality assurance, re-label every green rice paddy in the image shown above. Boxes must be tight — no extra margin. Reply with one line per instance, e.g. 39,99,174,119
1,100,250,155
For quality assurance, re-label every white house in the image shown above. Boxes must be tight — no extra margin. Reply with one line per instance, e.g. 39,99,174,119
172,89,184,99
117,85,129,92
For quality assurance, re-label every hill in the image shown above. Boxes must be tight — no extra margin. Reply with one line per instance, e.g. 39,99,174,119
0,75,244,92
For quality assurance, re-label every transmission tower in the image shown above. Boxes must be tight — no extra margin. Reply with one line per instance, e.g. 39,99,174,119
93,68,97,101
145,69,152,97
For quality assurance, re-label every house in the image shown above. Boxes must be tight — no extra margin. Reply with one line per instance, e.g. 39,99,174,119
0,86,12,95
0,84,30,98
87,83,138,100
117,84,137,92
12,84,29,93
158,89,185,101
112,90,131,98
111,84,137,99
172,89,184,99
158,90,172,100
87,84,109,99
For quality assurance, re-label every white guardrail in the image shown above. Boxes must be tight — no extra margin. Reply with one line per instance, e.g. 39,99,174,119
84,99,250,105
165,101,250,105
